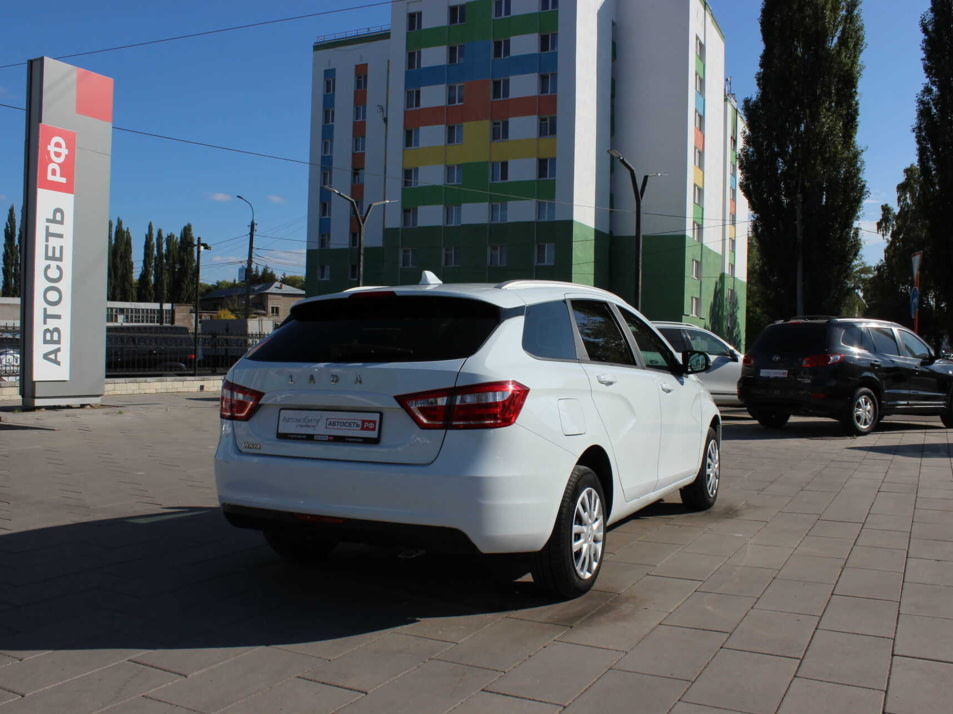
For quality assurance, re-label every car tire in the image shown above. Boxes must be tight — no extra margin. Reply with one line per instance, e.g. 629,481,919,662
681,427,720,511
263,529,337,564
532,465,606,599
843,387,879,436
941,394,953,428
750,409,790,429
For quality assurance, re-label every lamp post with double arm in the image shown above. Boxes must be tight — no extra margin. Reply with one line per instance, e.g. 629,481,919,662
323,185,394,286
236,195,256,322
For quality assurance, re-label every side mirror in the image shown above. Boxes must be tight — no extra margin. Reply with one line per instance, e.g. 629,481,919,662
921,355,937,366
729,350,740,363
683,350,711,375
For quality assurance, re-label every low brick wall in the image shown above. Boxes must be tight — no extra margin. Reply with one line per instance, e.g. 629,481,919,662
0,375,223,402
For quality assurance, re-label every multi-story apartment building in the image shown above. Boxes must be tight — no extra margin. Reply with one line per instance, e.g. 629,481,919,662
307,0,748,345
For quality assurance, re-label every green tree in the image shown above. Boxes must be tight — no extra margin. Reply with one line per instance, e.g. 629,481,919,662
173,224,198,303
2,205,19,297
137,222,155,302
164,231,179,303
279,273,306,290
107,219,115,300
744,237,773,348
117,221,135,301
915,0,953,338
739,0,867,319
154,228,166,308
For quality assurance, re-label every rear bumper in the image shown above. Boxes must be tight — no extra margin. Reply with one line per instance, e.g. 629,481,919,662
739,378,850,417
214,421,576,554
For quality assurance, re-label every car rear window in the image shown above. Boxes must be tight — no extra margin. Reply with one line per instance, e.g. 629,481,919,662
522,300,578,360
750,323,829,354
247,295,502,363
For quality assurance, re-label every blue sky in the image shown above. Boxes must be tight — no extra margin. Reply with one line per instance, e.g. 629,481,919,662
0,0,931,285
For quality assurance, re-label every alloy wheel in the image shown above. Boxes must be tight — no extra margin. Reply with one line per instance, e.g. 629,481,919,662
571,487,604,580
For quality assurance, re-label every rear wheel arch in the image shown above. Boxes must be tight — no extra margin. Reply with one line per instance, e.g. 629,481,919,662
576,446,613,516
857,376,883,405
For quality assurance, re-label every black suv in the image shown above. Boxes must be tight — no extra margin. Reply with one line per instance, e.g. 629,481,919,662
739,317,953,435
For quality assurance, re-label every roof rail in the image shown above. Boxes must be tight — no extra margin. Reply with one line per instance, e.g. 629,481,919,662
494,280,617,298
784,315,839,322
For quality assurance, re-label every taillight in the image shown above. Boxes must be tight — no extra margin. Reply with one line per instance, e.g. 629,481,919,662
220,379,265,421
742,354,755,367
801,353,844,368
396,381,529,429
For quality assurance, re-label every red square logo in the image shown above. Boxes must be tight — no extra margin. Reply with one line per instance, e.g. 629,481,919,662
75,68,113,123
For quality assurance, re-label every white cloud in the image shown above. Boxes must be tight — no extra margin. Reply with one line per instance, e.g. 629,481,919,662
0,194,6,202
207,193,232,202
266,194,287,204
209,254,242,265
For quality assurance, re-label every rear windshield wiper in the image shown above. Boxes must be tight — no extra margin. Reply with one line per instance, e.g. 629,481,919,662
327,343,416,361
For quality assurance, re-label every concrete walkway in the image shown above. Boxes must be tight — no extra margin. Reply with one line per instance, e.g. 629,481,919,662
0,395,950,713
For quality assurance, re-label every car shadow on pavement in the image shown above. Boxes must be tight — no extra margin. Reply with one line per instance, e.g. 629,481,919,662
722,418,946,441
0,508,558,655
847,442,952,459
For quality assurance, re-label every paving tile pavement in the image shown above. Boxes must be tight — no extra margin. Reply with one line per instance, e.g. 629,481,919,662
0,397,951,712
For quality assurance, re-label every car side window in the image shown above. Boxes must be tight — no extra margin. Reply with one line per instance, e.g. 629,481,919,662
571,300,635,365
898,329,932,360
620,310,680,373
522,300,578,360
687,329,730,356
869,326,900,356
658,327,688,352
841,325,866,350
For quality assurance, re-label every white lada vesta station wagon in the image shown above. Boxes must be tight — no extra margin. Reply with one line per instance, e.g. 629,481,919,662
214,274,721,598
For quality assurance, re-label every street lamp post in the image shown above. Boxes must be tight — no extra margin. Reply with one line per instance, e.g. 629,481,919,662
183,238,211,376
323,185,394,286
236,195,256,322
607,149,661,313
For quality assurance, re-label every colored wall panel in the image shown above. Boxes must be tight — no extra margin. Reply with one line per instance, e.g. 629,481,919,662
694,166,704,188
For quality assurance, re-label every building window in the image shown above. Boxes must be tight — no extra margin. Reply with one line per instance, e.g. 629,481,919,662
322,139,333,155
449,44,465,64
447,83,465,105
318,264,330,281
730,212,737,226
355,73,367,90
447,124,463,144
321,169,331,186
491,78,510,100
445,205,462,225
403,167,419,187
402,207,418,227
404,128,420,148
537,158,556,179
319,232,330,249
728,262,736,277
695,36,706,61
695,72,704,95
541,0,558,8
730,186,737,202
536,242,555,265
493,39,511,59
401,248,417,267
491,119,509,142
536,200,556,221
349,264,358,280
407,50,421,70
354,104,366,121
352,169,364,185
692,259,700,279
694,110,704,132
729,236,737,253
540,33,558,52
694,147,704,168
407,11,422,31
353,135,365,152
538,115,557,137
350,231,359,248
320,201,330,217
540,72,557,94
449,4,466,24
494,0,511,18
490,161,509,182
443,246,460,267
690,296,701,317
324,77,335,94
269,305,279,317
693,221,703,242
693,184,704,206
323,108,335,124
445,164,463,185
406,88,420,109
730,135,738,152
490,202,508,223
488,244,507,266
729,162,737,177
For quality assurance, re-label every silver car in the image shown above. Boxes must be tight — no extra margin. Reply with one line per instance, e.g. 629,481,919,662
654,322,742,406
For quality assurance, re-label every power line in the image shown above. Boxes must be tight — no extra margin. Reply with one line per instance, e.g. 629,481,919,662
0,2,400,71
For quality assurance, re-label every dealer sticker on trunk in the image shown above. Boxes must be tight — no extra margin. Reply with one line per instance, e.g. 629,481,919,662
759,369,788,378
277,409,381,443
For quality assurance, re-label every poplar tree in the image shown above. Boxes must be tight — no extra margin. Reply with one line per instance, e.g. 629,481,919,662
915,0,953,335
107,219,115,300
739,0,867,319
164,232,179,303
154,228,166,307
137,222,155,302
2,206,19,297
118,223,135,301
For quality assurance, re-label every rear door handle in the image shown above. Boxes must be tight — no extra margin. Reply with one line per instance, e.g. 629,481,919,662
661,384,674,393
870,360,881,368
596,375,616,386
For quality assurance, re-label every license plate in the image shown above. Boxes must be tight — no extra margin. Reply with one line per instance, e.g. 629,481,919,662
277,409,381,443
760,369,788,378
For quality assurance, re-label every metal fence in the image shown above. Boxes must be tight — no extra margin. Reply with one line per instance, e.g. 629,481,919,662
0,324,268,382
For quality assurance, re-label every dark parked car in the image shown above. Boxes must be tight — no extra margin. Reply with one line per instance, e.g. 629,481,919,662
739,317,953,435
106,325,195,373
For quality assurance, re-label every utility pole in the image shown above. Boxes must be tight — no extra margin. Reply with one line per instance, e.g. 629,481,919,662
322,185,393,286
184,239,211,376
236,195,255,323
